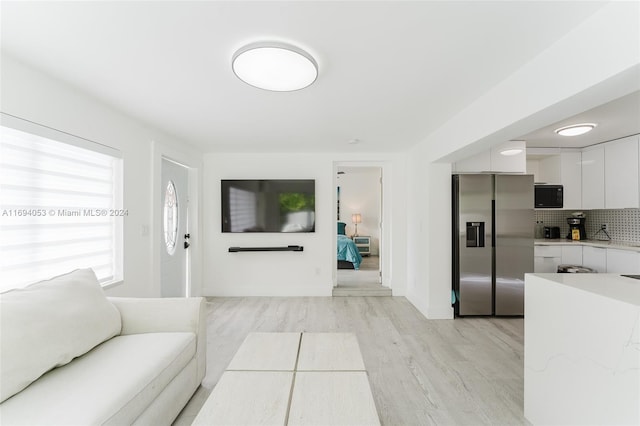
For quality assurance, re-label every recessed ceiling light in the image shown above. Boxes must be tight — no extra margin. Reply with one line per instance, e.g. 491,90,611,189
347,139,361,145
232,41,318,92
500,148,523,156
554,123,597,136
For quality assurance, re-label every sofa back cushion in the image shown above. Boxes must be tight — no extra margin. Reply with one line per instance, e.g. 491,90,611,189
0,268,122,402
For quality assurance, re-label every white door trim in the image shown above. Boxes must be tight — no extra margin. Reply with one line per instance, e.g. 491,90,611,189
332,161,391,290
152,141,201,297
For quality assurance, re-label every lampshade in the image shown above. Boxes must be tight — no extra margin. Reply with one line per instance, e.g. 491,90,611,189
352,213,362,224
232,41,318,92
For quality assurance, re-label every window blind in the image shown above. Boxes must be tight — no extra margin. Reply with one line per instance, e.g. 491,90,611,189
229,187,257,232
0,116,123,291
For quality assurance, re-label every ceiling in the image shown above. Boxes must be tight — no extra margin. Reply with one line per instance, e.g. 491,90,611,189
0,1,612,153
521,90,640,149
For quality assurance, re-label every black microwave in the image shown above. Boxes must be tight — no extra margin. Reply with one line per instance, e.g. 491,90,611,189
534,185,563,208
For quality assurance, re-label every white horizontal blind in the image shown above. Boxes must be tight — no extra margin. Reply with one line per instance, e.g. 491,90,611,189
0,117,123,291
229,187,257,232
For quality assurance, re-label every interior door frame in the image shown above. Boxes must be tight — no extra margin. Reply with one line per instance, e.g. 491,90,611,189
332,161,390,289
152,142,201,297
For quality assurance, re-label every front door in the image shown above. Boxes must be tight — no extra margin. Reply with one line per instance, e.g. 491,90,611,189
160,158,189,297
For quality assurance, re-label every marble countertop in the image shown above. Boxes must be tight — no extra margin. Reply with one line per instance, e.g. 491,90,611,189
534,239,640,252
530,273,640,306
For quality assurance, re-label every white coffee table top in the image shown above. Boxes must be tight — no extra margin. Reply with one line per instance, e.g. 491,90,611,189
288,371,380,426
297,332,366,371
193,332,379,426
226,332,301,371
192,371,293,426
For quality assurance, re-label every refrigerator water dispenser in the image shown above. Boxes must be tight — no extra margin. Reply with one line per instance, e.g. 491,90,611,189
466,222,485,247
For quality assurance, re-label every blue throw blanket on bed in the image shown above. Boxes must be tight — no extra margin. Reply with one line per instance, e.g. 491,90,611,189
337,235,363,269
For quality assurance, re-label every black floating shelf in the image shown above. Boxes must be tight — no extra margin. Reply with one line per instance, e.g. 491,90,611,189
228,245,304,253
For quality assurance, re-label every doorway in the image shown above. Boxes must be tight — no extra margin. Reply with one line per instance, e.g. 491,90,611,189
160,157,190,297
334,165,389,296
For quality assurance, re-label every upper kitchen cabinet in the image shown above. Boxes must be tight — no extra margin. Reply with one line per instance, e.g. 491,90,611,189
581,145,605,209
527,149,582,210
560,152,582,210
604,135,639,208
454,141,526,173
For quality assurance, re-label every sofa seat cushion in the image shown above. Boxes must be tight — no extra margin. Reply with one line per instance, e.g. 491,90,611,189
0,332,196,426
0,268,122,402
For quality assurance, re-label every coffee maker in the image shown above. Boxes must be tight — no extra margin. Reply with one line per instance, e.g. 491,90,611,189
567,217,587,240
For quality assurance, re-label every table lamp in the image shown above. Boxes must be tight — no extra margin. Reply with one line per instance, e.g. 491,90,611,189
352,213,362,237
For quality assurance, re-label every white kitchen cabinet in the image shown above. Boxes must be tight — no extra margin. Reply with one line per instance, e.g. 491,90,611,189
560,151,582,210
606,249,640,274
528,149,581,209
581,145,605,209
561,245,583,265
534,256,562,273
604,135,639,208
535,154,561,184
582,246,607,273
534,245,562,273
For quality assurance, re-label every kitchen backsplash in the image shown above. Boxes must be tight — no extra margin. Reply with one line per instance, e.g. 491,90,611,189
534,209,640,243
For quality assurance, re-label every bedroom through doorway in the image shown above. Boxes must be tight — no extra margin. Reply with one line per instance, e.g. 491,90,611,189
334,165,389,296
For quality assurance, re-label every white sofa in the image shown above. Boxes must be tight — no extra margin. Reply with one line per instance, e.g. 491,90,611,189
0,268,206,425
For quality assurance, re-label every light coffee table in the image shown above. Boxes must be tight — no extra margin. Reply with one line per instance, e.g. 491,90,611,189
192,332,380,426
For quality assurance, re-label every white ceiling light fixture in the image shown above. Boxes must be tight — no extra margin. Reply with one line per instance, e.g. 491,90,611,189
500,148,523,156
232,41,318,92
554,123,597,136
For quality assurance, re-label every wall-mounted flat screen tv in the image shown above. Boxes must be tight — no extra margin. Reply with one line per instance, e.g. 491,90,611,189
221,180,315,233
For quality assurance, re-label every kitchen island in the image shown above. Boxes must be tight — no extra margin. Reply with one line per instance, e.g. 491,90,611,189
524,273,640,425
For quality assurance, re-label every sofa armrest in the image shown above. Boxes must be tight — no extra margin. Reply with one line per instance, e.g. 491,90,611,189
108,297,207,382
107,297,205,335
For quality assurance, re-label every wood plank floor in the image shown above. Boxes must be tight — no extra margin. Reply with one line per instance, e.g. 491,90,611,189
173,297,527,426
335,256,391,296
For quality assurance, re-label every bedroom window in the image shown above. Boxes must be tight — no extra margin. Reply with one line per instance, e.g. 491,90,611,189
0,114,124,292
229,187,257,232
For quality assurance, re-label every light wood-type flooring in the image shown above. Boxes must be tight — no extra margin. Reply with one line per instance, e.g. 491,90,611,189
334,256,391,296
173,296,527,426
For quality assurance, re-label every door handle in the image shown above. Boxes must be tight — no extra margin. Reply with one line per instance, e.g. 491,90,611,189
184,241,190,249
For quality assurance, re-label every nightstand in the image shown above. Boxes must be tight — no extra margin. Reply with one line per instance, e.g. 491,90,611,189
352,236,371,256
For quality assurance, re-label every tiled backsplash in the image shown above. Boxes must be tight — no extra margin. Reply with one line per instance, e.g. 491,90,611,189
534,209,640,243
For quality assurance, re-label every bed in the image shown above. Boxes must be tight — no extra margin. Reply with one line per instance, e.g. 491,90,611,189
337,222,362,269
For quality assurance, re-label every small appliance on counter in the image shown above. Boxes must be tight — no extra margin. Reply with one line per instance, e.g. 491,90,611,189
567,215,587,241
544,226,561,239
558,265,596,273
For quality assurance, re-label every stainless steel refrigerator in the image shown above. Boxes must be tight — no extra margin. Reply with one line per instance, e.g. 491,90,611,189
452,174,534,316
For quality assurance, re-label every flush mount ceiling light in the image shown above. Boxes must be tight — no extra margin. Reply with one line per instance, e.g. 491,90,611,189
554,123,597,137
500,148,523,156
232,41,318,91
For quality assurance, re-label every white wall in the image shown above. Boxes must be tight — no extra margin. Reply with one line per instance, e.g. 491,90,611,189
405,153,453,319
202,153,407,296
405,1,639,319
426,2,640,165
0,54,203,297
337,167,381,255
